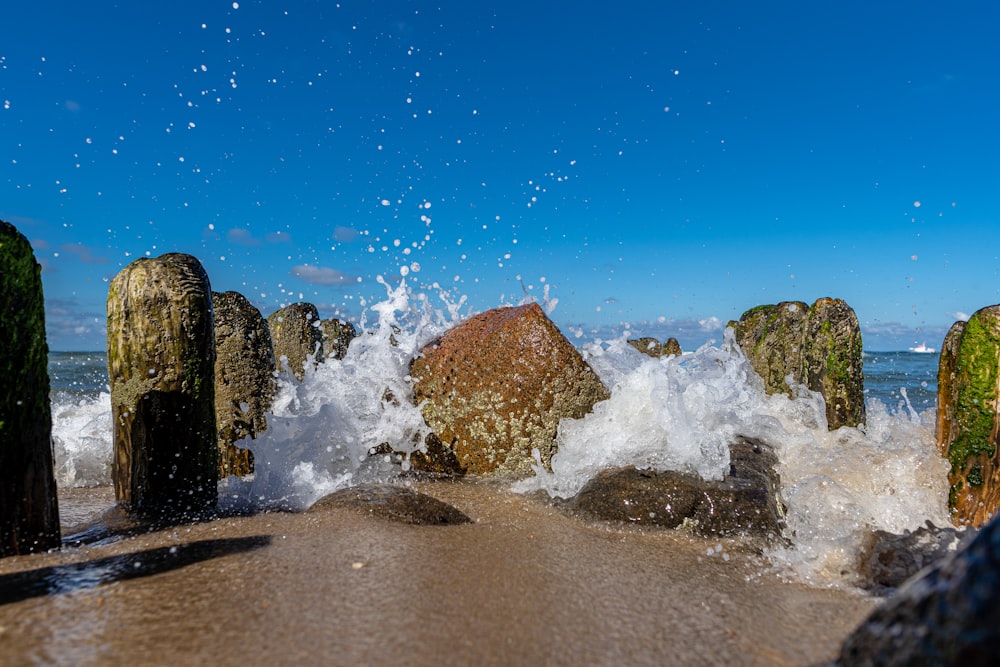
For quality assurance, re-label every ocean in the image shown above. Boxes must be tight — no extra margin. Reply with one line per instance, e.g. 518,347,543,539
45,288,953,589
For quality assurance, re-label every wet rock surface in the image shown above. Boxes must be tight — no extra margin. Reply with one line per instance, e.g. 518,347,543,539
308,483,472,525
835,515,998,666
267,302,323,380
319,317,358,360
935,304,1000,527
857,521,966,593
571,436,784,539
731,297,865,430
214,291,277,478
627,336,682,358
411,303,609,477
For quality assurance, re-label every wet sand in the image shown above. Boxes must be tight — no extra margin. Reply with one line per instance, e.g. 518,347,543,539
0,481,875,666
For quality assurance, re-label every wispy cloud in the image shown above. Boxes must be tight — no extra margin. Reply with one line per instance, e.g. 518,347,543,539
59,242,109,264
226,228,262,246
45,297,107,350
332,226,362,242
266,231,292,244
290,264,359,286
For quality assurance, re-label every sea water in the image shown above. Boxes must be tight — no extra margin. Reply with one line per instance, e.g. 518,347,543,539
47,280,953,588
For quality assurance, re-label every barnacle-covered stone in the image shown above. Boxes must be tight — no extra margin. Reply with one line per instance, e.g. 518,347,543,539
410,303,609,477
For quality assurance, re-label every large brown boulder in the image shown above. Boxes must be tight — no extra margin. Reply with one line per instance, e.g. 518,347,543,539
267,302,323,379
410,303,609,477
730,298,865,430
935,305,1000,528
214,291,277,478
0,221,61,556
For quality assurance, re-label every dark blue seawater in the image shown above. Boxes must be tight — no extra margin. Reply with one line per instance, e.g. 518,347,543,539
47,349,939,413
862,350,939,413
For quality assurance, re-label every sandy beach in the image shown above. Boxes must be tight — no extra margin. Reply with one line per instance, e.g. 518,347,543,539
0,481,876,666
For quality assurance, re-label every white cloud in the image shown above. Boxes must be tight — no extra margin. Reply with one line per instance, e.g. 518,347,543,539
290,264,358,286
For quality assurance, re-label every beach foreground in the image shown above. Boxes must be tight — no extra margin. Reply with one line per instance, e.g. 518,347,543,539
0,481,876,666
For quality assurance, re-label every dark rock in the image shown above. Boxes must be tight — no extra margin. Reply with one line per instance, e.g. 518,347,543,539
857,521,965,593
107,253,218,519
571,436,784,539
934,305,1000,528
320,318,358,360
0,220,61,556
730,298,865,430
213,291,277,478
627,337,682,358
267,302,323,379
835,515,999,666
308,483,472,525
410,303,609,477
409,432,467,476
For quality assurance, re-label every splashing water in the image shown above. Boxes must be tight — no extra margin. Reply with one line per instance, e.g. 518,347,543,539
50,281,953,588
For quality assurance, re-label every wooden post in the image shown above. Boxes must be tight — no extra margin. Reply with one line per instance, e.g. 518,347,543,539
267,302,323,380
0,220,61,556
107,253,218,519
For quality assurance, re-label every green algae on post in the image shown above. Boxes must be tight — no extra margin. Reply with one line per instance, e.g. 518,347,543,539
107,253,218,519
0,220,61,557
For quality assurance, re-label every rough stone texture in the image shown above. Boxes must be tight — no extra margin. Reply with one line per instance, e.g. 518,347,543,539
935,305,1000,528
213,291,277,478
627,337,682,358
308,483,472,525
320,318,358,360
857,522,965,593
107,253,218,519
0,221,61,556
410,303,610,477
731,298,865,430
571,436,785,539
267,302,323,380
836,515,1000,666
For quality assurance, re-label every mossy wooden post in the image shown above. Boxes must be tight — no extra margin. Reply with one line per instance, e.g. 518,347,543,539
936,306,1000,527
267,302,323,380
107,253,218,519
0,221,60,556
214,291,277,477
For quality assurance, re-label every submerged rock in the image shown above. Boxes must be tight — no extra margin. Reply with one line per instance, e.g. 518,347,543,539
213,291,277,478
571,436,784,539
410,303,610,477
627,336,682,358
857,521,965,593
730,298,865,430
267,302,323,380
935,305,1000,528
320,318,358,360
106,253,218,519
308,483,472,525
0,220,61,556
836,515,998,666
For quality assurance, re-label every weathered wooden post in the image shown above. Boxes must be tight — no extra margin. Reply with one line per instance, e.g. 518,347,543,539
107,253,218,519
0,221,61,556
267,302,323,379
214,290,277,477
936,306,1000,527
320,317,358,360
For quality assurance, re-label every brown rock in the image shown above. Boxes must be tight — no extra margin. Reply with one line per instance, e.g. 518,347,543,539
935,305,1000,527
308,483,472,525
627,337,682,358
571,436,784,538
731,298,865,429
213,291,277,478
267,303,323,379
410,303,609,477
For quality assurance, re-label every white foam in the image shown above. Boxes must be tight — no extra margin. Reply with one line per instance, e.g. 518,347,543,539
51,391,113,488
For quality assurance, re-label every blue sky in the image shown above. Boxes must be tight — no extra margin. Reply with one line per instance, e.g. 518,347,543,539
2,1,998,351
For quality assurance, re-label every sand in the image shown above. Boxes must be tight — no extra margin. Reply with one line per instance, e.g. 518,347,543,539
0,481,876,666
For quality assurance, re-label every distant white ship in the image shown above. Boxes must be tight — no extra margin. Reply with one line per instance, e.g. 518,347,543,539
909,343,936,353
